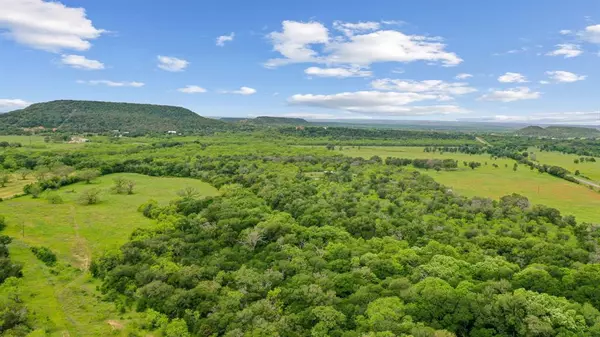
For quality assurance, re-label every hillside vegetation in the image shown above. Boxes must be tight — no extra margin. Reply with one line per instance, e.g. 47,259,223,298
516,125,600,138
0,100,226,135
222,116,309,126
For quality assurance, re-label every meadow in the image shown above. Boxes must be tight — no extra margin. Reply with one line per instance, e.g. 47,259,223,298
0,173,218,336
341,146,600,223
530,147,600,183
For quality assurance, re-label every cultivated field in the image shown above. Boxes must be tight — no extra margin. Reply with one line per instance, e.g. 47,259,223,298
341,146,600,223
0,173,219,336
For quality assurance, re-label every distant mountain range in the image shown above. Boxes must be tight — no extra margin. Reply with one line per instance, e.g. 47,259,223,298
0,100,226,135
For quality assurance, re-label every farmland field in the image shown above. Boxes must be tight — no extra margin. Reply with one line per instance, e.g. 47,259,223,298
0,173,218,336
341,146,600,223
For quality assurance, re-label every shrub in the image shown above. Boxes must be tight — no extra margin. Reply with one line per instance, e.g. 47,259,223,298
30,246,57,266
0,215,5,231
78,188,101,205
46,193,64,204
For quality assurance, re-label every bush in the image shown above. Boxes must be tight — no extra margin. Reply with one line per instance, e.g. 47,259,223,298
78,188,101,205
0,215,5,231
30,246,57,266
46,193,64,204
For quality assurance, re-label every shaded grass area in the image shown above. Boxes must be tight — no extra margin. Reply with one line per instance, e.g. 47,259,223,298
341,146,600,224
0,173,219,336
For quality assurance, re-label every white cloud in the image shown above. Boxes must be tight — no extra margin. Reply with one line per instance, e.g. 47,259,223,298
60,54,104,70
265,21,330,68
559,30,572,35
479,87,540,102
157,55,189,72
265,20,462,68
539,80,550,85
0,0,105,52
465,111,600,125
0,98,32,111
455,73,473,80
77,80,144,87
333,21,380,36
177,85,207,94
222,86,257,95
216,32,235,46
545,70,586,83
579,24,600,44
498,72,528,83
546,44,583,58
288,91,466,115
325,30,462,67
371,79,477,96
304,66,372,78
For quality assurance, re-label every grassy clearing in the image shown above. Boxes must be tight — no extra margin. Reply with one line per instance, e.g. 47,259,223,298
0,173,219,336
341,146,600,224
0,175,36,199
529,147,600,183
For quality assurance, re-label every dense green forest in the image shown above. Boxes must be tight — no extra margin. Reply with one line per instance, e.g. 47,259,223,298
221,116,310,126
0,100,227,135
0,134,598,336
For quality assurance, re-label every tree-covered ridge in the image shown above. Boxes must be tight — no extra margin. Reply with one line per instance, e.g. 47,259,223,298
0,100,227,135
515,126,600,139
86,147,600,337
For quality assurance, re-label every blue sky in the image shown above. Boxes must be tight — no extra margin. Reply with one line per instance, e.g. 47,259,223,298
1,0,599,124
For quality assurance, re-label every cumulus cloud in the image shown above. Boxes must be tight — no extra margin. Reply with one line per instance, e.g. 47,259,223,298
579,24,600,44
0,98,32,111
60,54,104,70
546,44,583,58
265,20,462,68
221,87,257,95
498,72,528,83
559,30,572,35
304,66,372,78
545,71,586,83
371,79,477,97
0,0,105,52
288,91,466,115
479,87,540,102
77,80,144,87
216,33,235,46
177,85,207,94
265,21,330,67
157,55,189,72
455,73,473,80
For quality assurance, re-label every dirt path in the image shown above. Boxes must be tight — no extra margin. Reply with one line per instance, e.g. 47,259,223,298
571,176,600,189
71,206,91,270
475,136,491,146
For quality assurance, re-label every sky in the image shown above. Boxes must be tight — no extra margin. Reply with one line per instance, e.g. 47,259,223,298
1,0,599,125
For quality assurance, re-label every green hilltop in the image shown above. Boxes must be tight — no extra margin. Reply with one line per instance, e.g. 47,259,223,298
516,125,600,138
0,100,226,135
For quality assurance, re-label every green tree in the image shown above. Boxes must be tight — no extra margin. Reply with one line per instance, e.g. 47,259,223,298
78,169,100,184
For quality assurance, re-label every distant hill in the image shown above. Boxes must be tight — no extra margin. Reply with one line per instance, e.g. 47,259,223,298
516,125,600,138
221,116,309,126
0,100,226,135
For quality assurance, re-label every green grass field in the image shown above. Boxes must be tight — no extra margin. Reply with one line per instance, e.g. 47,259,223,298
0,175,36,199
530,147,600,183
0,173,219,336
341,146,600,224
